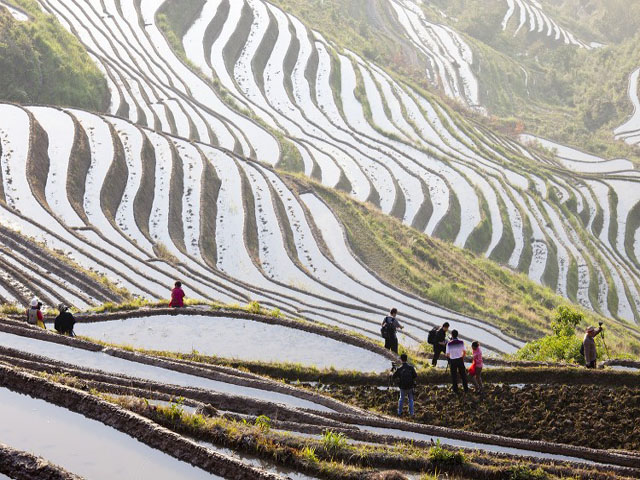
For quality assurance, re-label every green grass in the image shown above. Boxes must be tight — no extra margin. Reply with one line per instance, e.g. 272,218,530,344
0,0,109,110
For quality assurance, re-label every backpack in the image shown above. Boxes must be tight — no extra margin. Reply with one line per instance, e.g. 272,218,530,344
381,317,395,339
427,327,438,345
27,308,38,325
397,365,416,390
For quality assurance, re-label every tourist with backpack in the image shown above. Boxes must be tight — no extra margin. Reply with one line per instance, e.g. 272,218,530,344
446,330,468,393
427,322,449,366
392,353,417,416
26,298,45,329
582,324,603,369
469,341,483,392
169,281,185,308
381,308,403,354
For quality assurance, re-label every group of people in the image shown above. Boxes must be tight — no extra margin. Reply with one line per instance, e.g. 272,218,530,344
385,308,608,417
25,298,76,336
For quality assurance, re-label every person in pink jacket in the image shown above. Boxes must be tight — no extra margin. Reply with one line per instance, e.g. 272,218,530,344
169,281,185,308
469,341,484,392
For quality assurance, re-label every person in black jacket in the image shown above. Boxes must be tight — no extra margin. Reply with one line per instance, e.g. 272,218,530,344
392,353,417,416
54,304,76,337
381,308,404,354
432,322,449,366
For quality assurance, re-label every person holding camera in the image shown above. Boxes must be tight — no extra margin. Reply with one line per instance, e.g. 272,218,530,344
583,323,603,369
393,353,417,416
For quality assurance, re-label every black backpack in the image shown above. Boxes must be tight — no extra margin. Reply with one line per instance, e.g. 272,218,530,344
397,365,416,389
427,327,438,345
381,317,395,339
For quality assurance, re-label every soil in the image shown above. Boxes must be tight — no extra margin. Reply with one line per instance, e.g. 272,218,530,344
323,383,640,451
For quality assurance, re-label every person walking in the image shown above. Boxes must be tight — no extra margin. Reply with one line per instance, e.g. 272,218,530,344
583,325,603,369
430,322,449,366
26,298,45,329
169,281,185,308
446,330,468,393
469,341,483,392
381,308,404,354
54,304,76,337
393,353,417,416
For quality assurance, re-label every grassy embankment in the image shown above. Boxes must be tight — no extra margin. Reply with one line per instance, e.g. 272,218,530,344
0,0,109,110
285,174,640,356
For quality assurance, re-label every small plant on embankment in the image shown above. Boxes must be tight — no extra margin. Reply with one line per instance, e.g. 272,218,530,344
507,464,550,480
428,440,466,467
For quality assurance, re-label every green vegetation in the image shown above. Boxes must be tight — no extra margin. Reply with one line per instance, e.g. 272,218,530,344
0,0,108,110
515,306,586,363
428,440,466,467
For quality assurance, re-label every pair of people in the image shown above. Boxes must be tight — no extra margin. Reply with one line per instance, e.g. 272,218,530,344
25,299,76,336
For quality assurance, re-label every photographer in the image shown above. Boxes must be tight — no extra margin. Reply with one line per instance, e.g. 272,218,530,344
583,322,603,369
392,353,417,416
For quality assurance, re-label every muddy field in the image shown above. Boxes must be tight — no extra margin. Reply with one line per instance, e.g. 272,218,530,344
324,384,640,450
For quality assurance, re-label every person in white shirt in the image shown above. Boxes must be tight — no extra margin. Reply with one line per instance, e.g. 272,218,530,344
445,329,469,393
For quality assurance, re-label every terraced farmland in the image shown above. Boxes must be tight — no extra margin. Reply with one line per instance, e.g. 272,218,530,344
500,0,594,48
0,0,634,327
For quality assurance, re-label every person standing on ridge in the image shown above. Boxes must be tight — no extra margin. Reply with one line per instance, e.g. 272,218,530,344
392,353,417,417
583,324,603,369
169,281,185,308
54,304,76,337
26,298,45,329
381,308,403,354
446,329,468,393
429,322,449,366
469,341,483,392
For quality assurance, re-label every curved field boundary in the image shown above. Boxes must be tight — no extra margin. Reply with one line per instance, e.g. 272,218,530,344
0,443,83,480
0,364,284,480
0,318,364,414
74,307,397,360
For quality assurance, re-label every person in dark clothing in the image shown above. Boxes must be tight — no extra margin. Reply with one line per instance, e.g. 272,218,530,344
381,308,404,354
54,304,76,337
392,353,417,416
446,329,468,393
431,322,449,366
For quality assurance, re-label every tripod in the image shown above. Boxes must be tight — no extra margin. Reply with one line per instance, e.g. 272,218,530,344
600,328,611,361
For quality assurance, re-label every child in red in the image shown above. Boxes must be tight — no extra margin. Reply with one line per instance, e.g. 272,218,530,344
169,281,185,307
469,341,483,392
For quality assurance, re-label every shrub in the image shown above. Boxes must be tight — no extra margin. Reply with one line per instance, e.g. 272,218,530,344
299,446,319,464
515,306,585,363
246,301,263,314
254,415,271,433
428,441,466,466
321,430,347,456
508,464,549,480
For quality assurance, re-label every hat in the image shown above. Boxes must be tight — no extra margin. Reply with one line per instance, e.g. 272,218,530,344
58,303,68,312
30,298,39,307
586,326,596,333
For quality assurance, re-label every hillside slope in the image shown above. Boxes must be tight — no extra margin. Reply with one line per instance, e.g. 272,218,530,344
0,0,109,110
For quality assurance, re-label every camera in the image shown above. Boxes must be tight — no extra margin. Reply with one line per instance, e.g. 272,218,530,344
599,321,604,327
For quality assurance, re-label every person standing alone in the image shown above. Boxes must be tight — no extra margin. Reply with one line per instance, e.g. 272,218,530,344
446,330,468,393
169,281,185,308
583,325,603,368
381,308,404,354
393,353,417,416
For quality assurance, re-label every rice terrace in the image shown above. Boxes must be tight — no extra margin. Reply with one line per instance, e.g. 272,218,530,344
1,0,640,478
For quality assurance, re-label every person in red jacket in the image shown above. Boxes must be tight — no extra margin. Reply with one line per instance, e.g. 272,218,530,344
169,281,185,308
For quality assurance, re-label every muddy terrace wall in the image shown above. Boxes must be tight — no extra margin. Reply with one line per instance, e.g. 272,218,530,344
0,443,83,480
0,365,282,480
